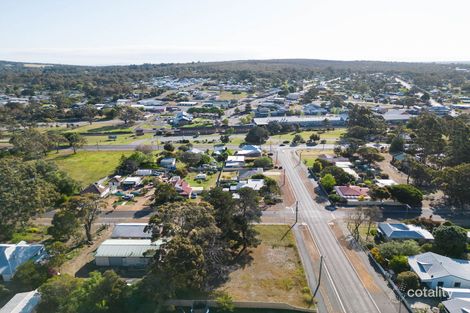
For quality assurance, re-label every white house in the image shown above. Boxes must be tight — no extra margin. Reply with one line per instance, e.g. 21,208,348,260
108,175,124,193
81,183,110,198
408,252,470,289
236,145,262,157
441,298,470,313
230,179,265,192
135,169,153,176
95,239,163,267
122,176,142,188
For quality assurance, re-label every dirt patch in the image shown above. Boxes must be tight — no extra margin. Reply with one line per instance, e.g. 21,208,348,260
60,226,113,276
329,222,380,293
217,225,310,308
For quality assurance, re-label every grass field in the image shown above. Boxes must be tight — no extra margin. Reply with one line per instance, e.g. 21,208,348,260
218,91,248,100
217,225,312,308
83,133,153,145
48,151,132,186
270,129,345,144
298,149,334,167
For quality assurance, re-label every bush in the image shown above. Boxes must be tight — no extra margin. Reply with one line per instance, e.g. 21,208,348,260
370,247,385,266
396,271,420,291
420,243,433,253
388,255,409,274
13,260,50,291
378,240,421,260
253,157,273,169
389,184,423,206
328,193,341,203
216,293,235,312
311,160,323,173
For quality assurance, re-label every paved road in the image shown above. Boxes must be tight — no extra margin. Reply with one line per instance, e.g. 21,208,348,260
278,149,398,313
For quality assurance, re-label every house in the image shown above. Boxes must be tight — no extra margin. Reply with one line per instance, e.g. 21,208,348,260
135,169,153,176
230,179,265,192
238,168,263,180
173,111,193,126
111,223,152,239
81,183,110,198
408,252,470,289
225,155,246,168
95,239,163,267
378,223,434,241
160,157,176,169
122,176,142,188
441,298,470,313
170,177,193,197
0,290,40,313
194,173,207,180
334,185,370,202
109,175,124,193
176,101,198,107
0,242,47,281
213,145,227,156
375,179,397,188
236,145,262,157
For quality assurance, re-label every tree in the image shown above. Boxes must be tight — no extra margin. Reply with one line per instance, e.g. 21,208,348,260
253,156,273,169
9,128,52,159
48,209,81,241
244,103,252,113
117,106,143,125
180,151,202,167
436,163,470,208
389,136,404,153
433,224,467,258
389,184,423,207
47,131,67,153
292,134,303,144
152,181,183,207
364,206,382,241
309,133,320,142
347,207,368,240
413,113,446,162
320,166,355,185
81,104,98,124
163,142,175,152
266,121,282,135
396,271,420,291
320,173,336,192
312,160,323,173
345,105,386,140
357,146,384,164
13,260,49,291
220,134,230,143
369,186,391,202
0,158,65,240
320,139,327,150
245,126,269,144
67,194,106,243
234,188,262,255
64,132,87,153
445,116,470,165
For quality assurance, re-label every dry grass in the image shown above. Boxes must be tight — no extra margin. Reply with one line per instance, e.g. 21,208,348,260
298,149,334,167
217,225,311,308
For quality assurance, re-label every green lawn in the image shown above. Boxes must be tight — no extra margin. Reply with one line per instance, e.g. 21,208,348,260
83,133,153,145
218,91,248,100
271,129,345,143
66,121,133,134
48,151,132,186
185,172,219,189
299,149,334,167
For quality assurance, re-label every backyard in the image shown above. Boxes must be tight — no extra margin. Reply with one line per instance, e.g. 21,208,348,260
47,150,132,186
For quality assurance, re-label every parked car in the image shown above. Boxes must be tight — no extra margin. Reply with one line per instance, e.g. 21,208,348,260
122,194,135,200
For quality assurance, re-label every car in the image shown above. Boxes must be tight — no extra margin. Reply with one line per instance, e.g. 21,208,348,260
122,194,135,200
325,204,336,211
191,193,197,199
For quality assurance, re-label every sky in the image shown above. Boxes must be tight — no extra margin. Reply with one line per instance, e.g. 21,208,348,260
0,0,469,65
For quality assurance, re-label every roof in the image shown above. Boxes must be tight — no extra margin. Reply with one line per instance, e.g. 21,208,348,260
231,179,265,191
441,298,470,313
236,145,262,156
442,288,470,299
408,252,470,282
253,115,345,125
111,223,152,239
0,290,40,313
227,155,245,162
0,242,46,278
334,186,369,199
375,179,397,188
95,239,163,258
122,177,142,184
378,223,434,240
81,183,108,195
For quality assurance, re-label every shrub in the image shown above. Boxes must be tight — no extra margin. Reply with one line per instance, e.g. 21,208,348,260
389,255,409,274
378,240,421,260
320,174,336,193
216,293,235,312
396,271,420,291
433,225,467,258
370,247,385,266
328,193,341,203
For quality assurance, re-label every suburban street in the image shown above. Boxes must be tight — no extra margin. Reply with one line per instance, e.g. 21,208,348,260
278,149,399,313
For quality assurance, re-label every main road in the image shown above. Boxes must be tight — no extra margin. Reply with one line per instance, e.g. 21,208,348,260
278,149,398,313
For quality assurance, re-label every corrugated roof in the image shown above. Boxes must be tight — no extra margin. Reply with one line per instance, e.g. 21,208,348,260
0,290,40,313
95,239,163,258
408,252,470,282
111,223,152,239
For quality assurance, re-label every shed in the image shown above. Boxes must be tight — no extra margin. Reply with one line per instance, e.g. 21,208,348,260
95,239,163,267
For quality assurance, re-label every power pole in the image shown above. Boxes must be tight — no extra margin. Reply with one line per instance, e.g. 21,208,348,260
313,255,324,298
295,201,299,225
282,168,286,186
298,150,303,166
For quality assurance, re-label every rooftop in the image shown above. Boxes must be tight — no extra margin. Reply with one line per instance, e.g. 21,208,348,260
408,252,470,282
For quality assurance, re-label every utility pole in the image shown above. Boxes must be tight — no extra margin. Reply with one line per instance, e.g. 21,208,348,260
294,201,299,225
282,168,286,186
313,255,324,298
298,150,303,166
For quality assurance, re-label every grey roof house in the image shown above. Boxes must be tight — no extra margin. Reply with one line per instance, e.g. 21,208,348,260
408,252,470,289
0,290,41,313
111,223,152,239
378,223,434,241
0,242,47,281
95,239,163,267
441,298,470,313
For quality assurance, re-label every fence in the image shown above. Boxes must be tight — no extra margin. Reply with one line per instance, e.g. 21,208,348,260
166,299,316,313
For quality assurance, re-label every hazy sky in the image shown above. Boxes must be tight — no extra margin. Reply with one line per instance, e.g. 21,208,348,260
0,0,469,65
